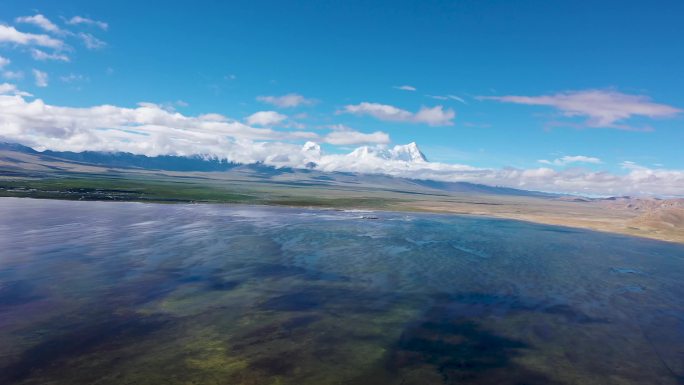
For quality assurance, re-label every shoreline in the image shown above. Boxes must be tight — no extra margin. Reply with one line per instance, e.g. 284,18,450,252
2,194,682,245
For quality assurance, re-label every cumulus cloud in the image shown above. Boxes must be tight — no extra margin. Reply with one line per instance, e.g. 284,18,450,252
0,93,681,196
16,14,63,34
66,16,108,31
256,93,316,108
0,24,64,48
0,83,32,96
341,102,455,126
538,155,602,166
481,90,681,129
0,55,10,68
30,48,69,62
32,69,48,87
0,94,318,161
245,111,288,126
394,85,416,91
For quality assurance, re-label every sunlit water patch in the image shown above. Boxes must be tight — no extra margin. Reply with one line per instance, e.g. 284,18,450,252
0,197,683,384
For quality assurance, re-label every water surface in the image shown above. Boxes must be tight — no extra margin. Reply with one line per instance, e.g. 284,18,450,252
1,198,683,384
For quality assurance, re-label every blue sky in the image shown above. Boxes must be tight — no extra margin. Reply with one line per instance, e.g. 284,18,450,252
0,1,683,195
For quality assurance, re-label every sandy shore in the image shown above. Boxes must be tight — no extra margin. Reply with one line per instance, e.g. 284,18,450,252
397,196,684,244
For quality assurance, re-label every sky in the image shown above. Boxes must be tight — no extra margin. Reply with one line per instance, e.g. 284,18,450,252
0,0,683,196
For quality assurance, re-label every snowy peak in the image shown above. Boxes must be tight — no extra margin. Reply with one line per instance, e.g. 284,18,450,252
348,145,377,159
389,142,428,162
301,141,321,158
346,142,428,163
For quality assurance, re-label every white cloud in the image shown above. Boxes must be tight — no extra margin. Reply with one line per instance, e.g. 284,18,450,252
0,24,64,48
66,16,108,31
0,83,32,96
311,152,684,197
341,102,455,126
256,93,316,108
324,129,390,145
0,56,9,68
427,94,466,104
343,102,411,121
2,70,24,80
0,95,317,162
60,73,88,83
0,83,17,94
413,106,456,126
481,90,681,129
0,93,681,196
30,48,70,62
245,111,288,126
394,85,416,91
78,32,106,49
32,69,48,87
539,155,602,166
16,14,63,34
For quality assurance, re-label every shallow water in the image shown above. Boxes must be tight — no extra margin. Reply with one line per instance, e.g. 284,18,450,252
0,197,683,384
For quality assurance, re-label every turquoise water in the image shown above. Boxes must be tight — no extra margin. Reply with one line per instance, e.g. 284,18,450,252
0,197,683,384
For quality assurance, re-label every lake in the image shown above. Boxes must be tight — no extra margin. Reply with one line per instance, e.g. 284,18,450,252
1,197,683,384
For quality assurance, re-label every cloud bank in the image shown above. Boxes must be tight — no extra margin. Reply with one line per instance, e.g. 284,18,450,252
0,90,681,196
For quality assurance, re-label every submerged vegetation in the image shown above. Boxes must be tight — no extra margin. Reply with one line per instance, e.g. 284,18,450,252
1,198,683,384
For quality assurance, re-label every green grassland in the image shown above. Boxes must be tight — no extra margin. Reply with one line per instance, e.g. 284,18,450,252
2,163,681,244
0,172,407,209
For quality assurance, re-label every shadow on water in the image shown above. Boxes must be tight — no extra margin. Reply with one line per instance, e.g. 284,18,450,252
445,292,607,324
258,285,398,314
231,314,321,376
248,262,351,282
0,312,170,384
0,280,43,308
379,293,567,385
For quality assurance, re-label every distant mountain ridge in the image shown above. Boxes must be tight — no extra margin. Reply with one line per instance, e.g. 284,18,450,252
0,141,555,198
0,142,240,172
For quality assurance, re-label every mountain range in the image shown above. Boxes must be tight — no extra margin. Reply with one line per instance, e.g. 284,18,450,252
0,141,549,197
1,141,682,244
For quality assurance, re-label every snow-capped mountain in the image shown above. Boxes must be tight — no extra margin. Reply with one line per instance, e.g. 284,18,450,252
296,141,429,172
301,141,322,157
340,142,427,163
303,141,446,176
388,142,428,162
